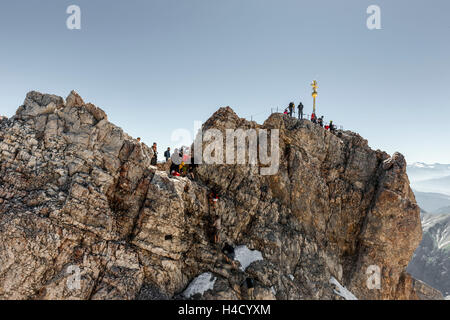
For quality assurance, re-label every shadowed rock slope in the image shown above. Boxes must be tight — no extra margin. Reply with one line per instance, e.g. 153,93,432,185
0,91,440,300
408,213,450,298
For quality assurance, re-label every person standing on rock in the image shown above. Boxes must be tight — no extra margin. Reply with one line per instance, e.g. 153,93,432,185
151,142,158,165
209,190,219,208
246,278,255,300
213,215,222,244
298,102,304,120
288,102,295,117
164,147,171,162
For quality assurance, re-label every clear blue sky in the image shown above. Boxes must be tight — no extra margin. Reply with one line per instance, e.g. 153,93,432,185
0,0,449,163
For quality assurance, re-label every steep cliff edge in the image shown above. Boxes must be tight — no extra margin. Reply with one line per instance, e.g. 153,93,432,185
0,91,438,300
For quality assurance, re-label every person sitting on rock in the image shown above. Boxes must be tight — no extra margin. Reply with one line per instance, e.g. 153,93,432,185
169,161,180,177
318,116,324,127
179,162,188,176
184,156,197,180
283,108,288,115
222,243,238,267
187,164,195,180
329,121,335,133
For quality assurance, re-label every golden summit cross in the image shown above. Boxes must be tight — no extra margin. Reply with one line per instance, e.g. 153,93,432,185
311,80,318,115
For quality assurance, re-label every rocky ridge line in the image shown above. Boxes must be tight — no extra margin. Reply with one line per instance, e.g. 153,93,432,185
0,91,442,300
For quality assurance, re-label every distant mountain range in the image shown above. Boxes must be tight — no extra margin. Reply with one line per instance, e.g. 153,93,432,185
408,163,450,180
407,163,450,196
435,206,450,214
413,191,450,214
407,163,450,297
412,176,450,196
408,213,450,297
407,163,450,213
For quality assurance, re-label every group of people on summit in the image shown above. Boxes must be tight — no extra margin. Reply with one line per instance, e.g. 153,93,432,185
284,102,304,119
167,147,196,179
148,99,337,167
283,102,337,132
145,143,195,179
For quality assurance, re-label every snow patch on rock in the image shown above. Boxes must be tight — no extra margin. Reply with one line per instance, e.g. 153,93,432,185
234,245,264,271
183,272,216,298
270,286,276,296
330,277,358,300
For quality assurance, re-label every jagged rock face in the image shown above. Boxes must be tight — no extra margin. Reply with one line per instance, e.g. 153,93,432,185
0,92,429,300
195,108,424,300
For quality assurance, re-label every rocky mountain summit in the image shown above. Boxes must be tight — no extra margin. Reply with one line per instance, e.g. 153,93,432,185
0,91,442,300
